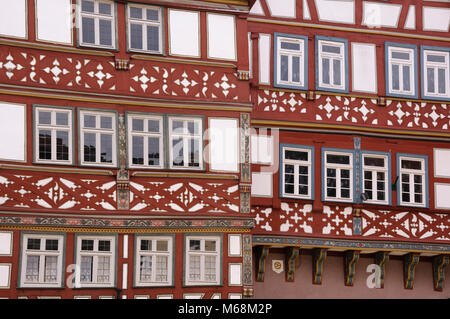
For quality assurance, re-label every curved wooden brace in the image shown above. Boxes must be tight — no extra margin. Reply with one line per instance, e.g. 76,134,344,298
403,253,420,289
285,247,299,282
255,246,269,282
344,250,360,286
433,255,449,291
374,251,390,289
313,248,327,285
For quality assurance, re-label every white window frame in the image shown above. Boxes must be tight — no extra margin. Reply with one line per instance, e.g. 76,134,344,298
318,40,346,90
128,114,163,169
79,110,117,167
19,234,64,288
78,0,116,49
362,154,389,205
387,46,415,96
169,117,203,170
75,236,116,288
127,3,163,54
184,236,220,286
398,156,426,207
134,236,173,287
423,49,450,99
276,36,305,87
323,150,353,202
35,107,72,165
281,146,312,199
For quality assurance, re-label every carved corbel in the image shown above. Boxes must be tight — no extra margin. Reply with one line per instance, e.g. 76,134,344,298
285,247,299,282
403,253,420,289
255,246,269,282
374,251,390,288
432,255,449,291
344,250,360,286
312,248,327,285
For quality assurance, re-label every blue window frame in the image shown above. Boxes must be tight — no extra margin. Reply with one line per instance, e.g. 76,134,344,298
385,42,418,99
322,148,355,203
396,153,428,208
421,46,450,101
315,36,349,93
279,144,314,200
361,151,391,205
274,33,308,90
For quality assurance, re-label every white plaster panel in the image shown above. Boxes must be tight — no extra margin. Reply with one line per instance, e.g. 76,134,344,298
423,6,450,32
36,0,72,44
0,102,26,161
362,2,402,28
303,0,311,20
0,0,26,38
0,232,12,256
435,184,450,209
169,9,200,57
122,263,128,290
249,0,265,15
404,5,416,30
251,134,273,164
351,43,377,93
315,0,355,24
251,172,273,197
208,118,239,172
434,149,450,177
228,234,241,256
258,34,271,85
207,13,236,61
229,263,242,286
123,235,128,259
266,0,296,18
0,264,11,288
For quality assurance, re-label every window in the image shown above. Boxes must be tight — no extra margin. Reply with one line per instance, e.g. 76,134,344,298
128,115,163,168
275,33,307,89
20,234,64,288
185,236,220,286
422,47,450,100
135,236,173,287
316,37,348,92
76,236,115,287
127,4,162,54
281,145,313,199
398,155,427,207
79,0,115,48
386,43,417,97
35,107,72,164
362,153,389,205
169,117,203,169
323,150,353,202
80,110,116,166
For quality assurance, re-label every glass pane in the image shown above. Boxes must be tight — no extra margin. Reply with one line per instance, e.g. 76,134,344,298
402,193,410,202
172,138,184,166
39,111,51,125
140,240,151,251
364,171,372,180
132,118,144,132
299,175,308,185
327,178,336,187
366,190,373,200
27,238,41,250
204,256,216,281
97,256,110,283
98,240,110,252
285,164,294,174
438,68,446,94
147,25,159,51
322,58,330,84
189,240,200,251
56,113,68,126
341,178,350,188
292,56,300,83
392,64,399,90
99,19,112,46
148,120,160,133
377,192,385,201
377,172,385,181
140,256,152,281
414,184,422,193
98,3,111,15
280,55,288,82
100,134,113,163
56,131,69,161
364,156,385,167
285,150,308,161
84,133,96,162
188,139,200,167
129,7,142,19
414,194,422,203
205,240,216,252
187,121,199,135
281,41,300,51
148,137,160,166
327,188,336,197
39,129,52,160
26,256,40,282
322,45,340,54
80,256,93,282
341,170,350,179
84,115,96,128
341,189,350,198
402,183,409,192
427,68,435,93
45,239,58,251
427,54,445,63
146,9,159,21
81,240,94,251
401,173,409,182
327,168,336,177
172,121,184,133
155,256,168,282
364,180,372,190
299,185,308,195
82,17,95,44
391,51,410,60
132,135,144,165
333,59,341,86
326,154,350,165
377,181,385,191
403,65,411,91
130,23,143,50
299,166,308,174
189,256,200,281
284,174,294,184
81,0,94,13
44,256,58,282
284,184,294,194
401,160,421,170
156,240,168,251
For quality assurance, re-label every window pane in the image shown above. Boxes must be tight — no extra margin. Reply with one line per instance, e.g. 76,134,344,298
281,41,300,51
84,115,96,128
99,19,112,46
156,240,168,251
414,174,422,184
377,192,385,201
327,168,336,177
80,256,93,282
148,120,159,133
299,166,308,174
341,178,350,189
98,3,111,15
44,256,58,282
140,240,151,251
172,121,184,133
326,154,350,165
438,68,446,94
189,256,200,281
130,6,142,19
285,150,308,161
130,23,143,50
299,185,308,195
377,172,385,181
56,113,68,126
364,156,385,167
84,133,96,162
140,256,152,281
403,65,411,91
427,54,445,63
27,238,41,250
322,58,330,84
327,178,336,187
81,0,94,13
155,256,168,282
292,56,300,83
284,174,294,184
172,138,184,166
280,55,289,82
205,240,216,252
188,138,200,167
56,131,69,161
327,188,336,197
377,181,385,191
148,137,160,166
82,17,95,44
414,194,422,203
285,164,294,174
100,134,113,163
45,239,58,251
81,240,94,251
322,45,340,54
39,111,51,125
26,256,40,282
391,51,410,60
299,175,308,185
98,240,110,252
341,189,350,198
427,68,435,93
132,135,144,165
284,184,294,194
402,192,410,202
132,118,144,131
147,25,159,52
39,129,52,160
392,64,400,90
401,160,421,170
100,116,112,129
204,256,216,281
146,9,159,21
97,256,110,283
189,240,200,251
187,121,199,135
333,59,341,85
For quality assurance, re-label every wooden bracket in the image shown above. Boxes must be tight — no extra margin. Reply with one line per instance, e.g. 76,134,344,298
403,253,420,289
344,250,360,286
285,247,299,282
432,255,449,291
255,246,269,282
312,248,327,285
374,251,390,288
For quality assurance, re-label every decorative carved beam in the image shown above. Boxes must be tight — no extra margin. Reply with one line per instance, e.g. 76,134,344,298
403,253,420,289
312,248,327,285
432,255,449,291
116,114,130,210
255,246,269,282
285,247,299,282
374,251,390,288
344,250,360,286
